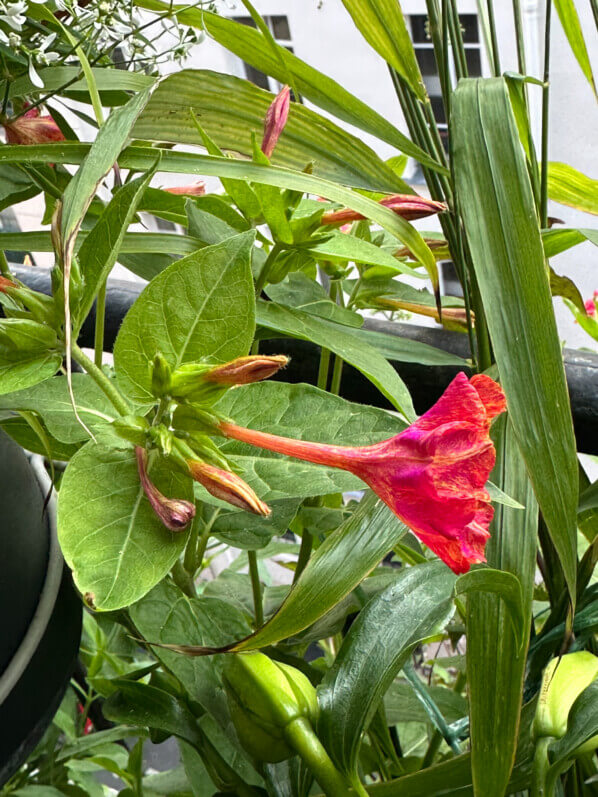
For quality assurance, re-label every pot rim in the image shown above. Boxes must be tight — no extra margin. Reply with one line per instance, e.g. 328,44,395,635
0,455,63,705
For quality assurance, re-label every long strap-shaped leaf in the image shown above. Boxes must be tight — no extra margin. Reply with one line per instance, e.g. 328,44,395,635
317,561,456,776
339,0,426,101
155,493,407,655
0,143,438,285
452,78,578,603
466,416,538,796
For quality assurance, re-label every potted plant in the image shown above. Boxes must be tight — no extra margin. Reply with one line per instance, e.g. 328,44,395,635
0,1,597,795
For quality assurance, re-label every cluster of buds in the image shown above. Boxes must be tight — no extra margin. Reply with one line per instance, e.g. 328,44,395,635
321,194,446,226
137,354,288,529
2,107,64,145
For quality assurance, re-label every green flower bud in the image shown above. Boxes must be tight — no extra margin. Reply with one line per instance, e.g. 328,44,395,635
170,362,225,404
533,651,598,746
223,652,319,763
151,353,172,398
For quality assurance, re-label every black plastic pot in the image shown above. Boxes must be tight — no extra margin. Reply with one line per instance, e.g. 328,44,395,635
0,430,81,785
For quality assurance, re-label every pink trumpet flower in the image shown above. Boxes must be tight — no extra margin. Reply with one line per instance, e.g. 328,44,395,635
321,194,446,226
261,85,291,158
164,181,207,196
219,373,506,574
136,447,196,532
3,107,65,145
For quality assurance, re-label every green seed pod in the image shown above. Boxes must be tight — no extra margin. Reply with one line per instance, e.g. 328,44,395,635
223,652,319,763
533,651,598,745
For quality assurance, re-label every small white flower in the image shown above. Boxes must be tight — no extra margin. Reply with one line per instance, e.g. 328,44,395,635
28,57,43,88
1,1,27,31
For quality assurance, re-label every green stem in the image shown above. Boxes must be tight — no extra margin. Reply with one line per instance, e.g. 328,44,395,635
248,550,264,627
94,279,107,368
71,342,131,416
284,717,353,796
171,559,196,599
317,346,331,391
540,0,552,229
485,0,501,76
591,0,598,30
294,530,313,584
191,508,219,575
531,736,553,797
330,355,343,395
512,0,527,75
183,515,200,575
254,243,282,297
447,0,468,78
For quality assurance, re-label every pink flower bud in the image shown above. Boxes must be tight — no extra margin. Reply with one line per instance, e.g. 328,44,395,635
164,181,207,196
136,447,196,532
0,276,17,293
219,373,506,574
3,108,65,145
187,460,271,517
321,194,446,226
585,295,597,317
261,85,291,158
205,355,288,385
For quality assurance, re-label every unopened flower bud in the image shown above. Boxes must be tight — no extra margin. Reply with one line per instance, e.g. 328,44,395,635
205,355,288,385
0,276,17,293
151,352,172,398
533,652,598,750
187,460,270,516
321,194,446,226
136,447,195,532
223,652,319,763
261,85,291,158
374,297,471,331
3,107,65,146
170,362,222,403
164,180,206,196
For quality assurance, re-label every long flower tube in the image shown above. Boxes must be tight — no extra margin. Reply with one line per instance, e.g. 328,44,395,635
219,373,506,574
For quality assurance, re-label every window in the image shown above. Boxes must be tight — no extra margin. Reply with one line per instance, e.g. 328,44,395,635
231,15,293,92
407,14,483,182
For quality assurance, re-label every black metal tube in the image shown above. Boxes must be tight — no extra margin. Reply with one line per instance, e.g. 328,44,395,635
10,266,598,455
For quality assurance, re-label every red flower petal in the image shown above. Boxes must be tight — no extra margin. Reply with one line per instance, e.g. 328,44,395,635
470,373,507,420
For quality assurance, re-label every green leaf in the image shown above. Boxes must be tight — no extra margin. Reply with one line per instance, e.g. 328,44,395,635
256,301,415,420
307,232,424,278
384,681,467,726
209,499,302,549
132,70,409,193
130,579,251,729
465,417,538,797
170,494,406,654
346,325,469,367
0,374,116,442
456,567,525,652
0,230,204,258
452,78,577,601
58,443,193,611
76,171,157,329
265,273,363,328
135,2,443,173
0,416,80,461
547,680,598,783
340,0,425,100
0,143,438,276
554,0,597,99
114,233,256,406
0,345,61,395
548,162,598,215
0,164,40,211
3,64,153,101
317,561,456,774
542,227,598,258
60,87,154,263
